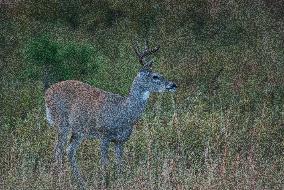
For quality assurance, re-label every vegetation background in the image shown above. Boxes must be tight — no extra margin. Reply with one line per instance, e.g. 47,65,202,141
1,0,284,189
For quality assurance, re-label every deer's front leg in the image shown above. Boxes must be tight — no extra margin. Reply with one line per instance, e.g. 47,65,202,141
100,138,110,168
100,138,110,187
115,142,124,174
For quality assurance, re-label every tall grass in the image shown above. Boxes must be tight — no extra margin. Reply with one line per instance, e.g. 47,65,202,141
1,85,283,189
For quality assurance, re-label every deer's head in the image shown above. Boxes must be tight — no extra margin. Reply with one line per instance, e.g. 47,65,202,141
132,41,177,94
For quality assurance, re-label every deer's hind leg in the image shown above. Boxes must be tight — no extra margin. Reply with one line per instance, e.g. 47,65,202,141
51,114,71,188
54,118,70,166
66,132,85,189
48,96,71,166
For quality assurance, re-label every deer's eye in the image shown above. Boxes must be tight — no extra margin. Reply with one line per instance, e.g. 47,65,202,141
152,75,159,80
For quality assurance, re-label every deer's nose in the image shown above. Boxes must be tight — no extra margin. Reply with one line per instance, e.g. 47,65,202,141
166,82,177,92
172,83,177,88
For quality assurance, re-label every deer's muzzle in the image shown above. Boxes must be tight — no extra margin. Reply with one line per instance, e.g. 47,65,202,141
166,82,177,92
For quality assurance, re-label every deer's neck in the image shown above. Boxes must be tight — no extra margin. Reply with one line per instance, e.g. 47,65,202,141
124,85,150,120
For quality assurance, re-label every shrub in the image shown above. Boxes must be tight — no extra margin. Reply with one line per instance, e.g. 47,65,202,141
23,34,96,89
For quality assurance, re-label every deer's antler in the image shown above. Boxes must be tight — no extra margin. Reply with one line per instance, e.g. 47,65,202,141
133,40,160,68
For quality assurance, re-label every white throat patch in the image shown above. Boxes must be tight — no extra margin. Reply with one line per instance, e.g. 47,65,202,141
143,91,150,100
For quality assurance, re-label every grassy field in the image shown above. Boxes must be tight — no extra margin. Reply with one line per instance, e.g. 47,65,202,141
1,89,283,189
1,0,284,189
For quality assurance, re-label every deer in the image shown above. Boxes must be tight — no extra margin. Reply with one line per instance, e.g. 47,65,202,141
45,41,177,189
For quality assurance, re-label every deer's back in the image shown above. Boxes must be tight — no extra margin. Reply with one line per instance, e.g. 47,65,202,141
45,80,108,125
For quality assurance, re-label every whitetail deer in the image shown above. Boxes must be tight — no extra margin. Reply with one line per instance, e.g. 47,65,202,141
45,41,177,189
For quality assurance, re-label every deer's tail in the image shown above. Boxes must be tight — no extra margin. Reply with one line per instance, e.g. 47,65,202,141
45,105,54,127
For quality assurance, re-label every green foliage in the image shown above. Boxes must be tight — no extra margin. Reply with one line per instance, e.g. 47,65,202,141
24,34,60,67
23,34,96,83
55,41,96,81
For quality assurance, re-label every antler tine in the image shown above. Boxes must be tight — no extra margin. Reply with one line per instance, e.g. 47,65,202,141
140,44,160,60
143,45,160,68
132,40,160,67
149,45,160,55
132,41,144,65
144,39,149,51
